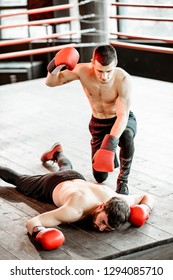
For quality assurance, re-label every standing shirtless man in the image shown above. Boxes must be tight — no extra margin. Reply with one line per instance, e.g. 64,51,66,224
45,45,137,195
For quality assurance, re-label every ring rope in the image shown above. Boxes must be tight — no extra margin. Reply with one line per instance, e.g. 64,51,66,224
111,32,173,44
0,28,96,47
110,15,173,22
0,17,75,30
1,41,172,59
110,41,173,55
0,4,74,18
0,42,103,60
0,14,96,30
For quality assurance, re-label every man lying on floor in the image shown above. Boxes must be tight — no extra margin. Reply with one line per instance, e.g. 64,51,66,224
0,143,154,250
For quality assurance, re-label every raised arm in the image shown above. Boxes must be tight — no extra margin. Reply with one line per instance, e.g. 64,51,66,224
45,47,80,87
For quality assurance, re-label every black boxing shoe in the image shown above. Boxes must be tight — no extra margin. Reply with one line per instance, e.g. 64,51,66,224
116,181,129,195
41,143,63,163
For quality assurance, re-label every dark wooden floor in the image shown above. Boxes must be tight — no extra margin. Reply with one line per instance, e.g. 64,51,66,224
0,76,173,260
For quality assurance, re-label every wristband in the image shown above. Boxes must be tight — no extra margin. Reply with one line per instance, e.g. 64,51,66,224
142,203,152,213
32,226,45,238
51,64,65,75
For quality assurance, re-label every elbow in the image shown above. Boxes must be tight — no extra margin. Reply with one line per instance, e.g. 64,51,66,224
45,78,50,87
25,220,31,234
25,218,38,236
45,78,56,87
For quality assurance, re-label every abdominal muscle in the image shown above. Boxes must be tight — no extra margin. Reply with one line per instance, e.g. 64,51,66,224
84,88,118,119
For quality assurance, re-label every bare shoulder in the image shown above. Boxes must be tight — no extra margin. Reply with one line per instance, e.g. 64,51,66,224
75,62,92,75
115,67,131,81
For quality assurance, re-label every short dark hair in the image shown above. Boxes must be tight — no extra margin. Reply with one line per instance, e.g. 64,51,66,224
93,45,118,66
104,197,130,228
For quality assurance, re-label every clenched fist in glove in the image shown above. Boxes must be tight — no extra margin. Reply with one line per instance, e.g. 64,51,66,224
129,204,151,227
93,134,119,172
32,226,65,250
47,47,79,74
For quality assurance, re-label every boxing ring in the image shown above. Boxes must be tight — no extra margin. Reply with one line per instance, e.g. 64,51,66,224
0,2,173,260
0,1,173,83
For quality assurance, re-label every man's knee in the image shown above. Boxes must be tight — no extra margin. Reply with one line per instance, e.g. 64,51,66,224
119,128,134,147
93,169,108,183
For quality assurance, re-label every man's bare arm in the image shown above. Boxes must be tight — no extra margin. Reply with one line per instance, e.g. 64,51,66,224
110,74,132,138
45,69,79,87
138,193,154,212
26,205,82,235
45,47,80,87
120,193,154,212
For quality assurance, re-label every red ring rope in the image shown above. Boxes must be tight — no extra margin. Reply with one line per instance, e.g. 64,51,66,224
0,42,100,60
0,16,76,30
111,32,173,44
0,4,74,18
0,44,76,60
0,28,95,47
0,31,77,47
110,15,173,22
110,41,173,54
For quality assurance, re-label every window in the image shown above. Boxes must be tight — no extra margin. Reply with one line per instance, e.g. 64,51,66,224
0,0,28,39
111,0,173,38
0,0,77,40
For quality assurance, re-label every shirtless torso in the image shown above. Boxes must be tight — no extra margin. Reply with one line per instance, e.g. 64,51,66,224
52,179,115,209
45,61,132,138
26,178,153,235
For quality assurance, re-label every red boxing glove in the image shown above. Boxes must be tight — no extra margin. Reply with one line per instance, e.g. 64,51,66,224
92,134,119,172
129,205,150,227
47,47,79,74
32,226,65,250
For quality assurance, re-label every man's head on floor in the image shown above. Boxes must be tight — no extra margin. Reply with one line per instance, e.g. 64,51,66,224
92,197,130,231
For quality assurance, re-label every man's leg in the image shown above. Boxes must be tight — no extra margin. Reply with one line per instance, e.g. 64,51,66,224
116,112,137,195
41,143,73,171
0,165,48,199
116,129,134,195
0,166,23,186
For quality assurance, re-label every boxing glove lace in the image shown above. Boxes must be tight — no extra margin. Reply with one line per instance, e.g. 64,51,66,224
93,134,119,172
47,47,79,74
32,226,65,250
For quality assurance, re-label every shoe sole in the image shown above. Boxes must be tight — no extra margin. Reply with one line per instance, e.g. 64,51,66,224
41,142,63,162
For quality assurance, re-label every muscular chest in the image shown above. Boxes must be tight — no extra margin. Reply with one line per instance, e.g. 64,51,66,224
84,83,117,103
